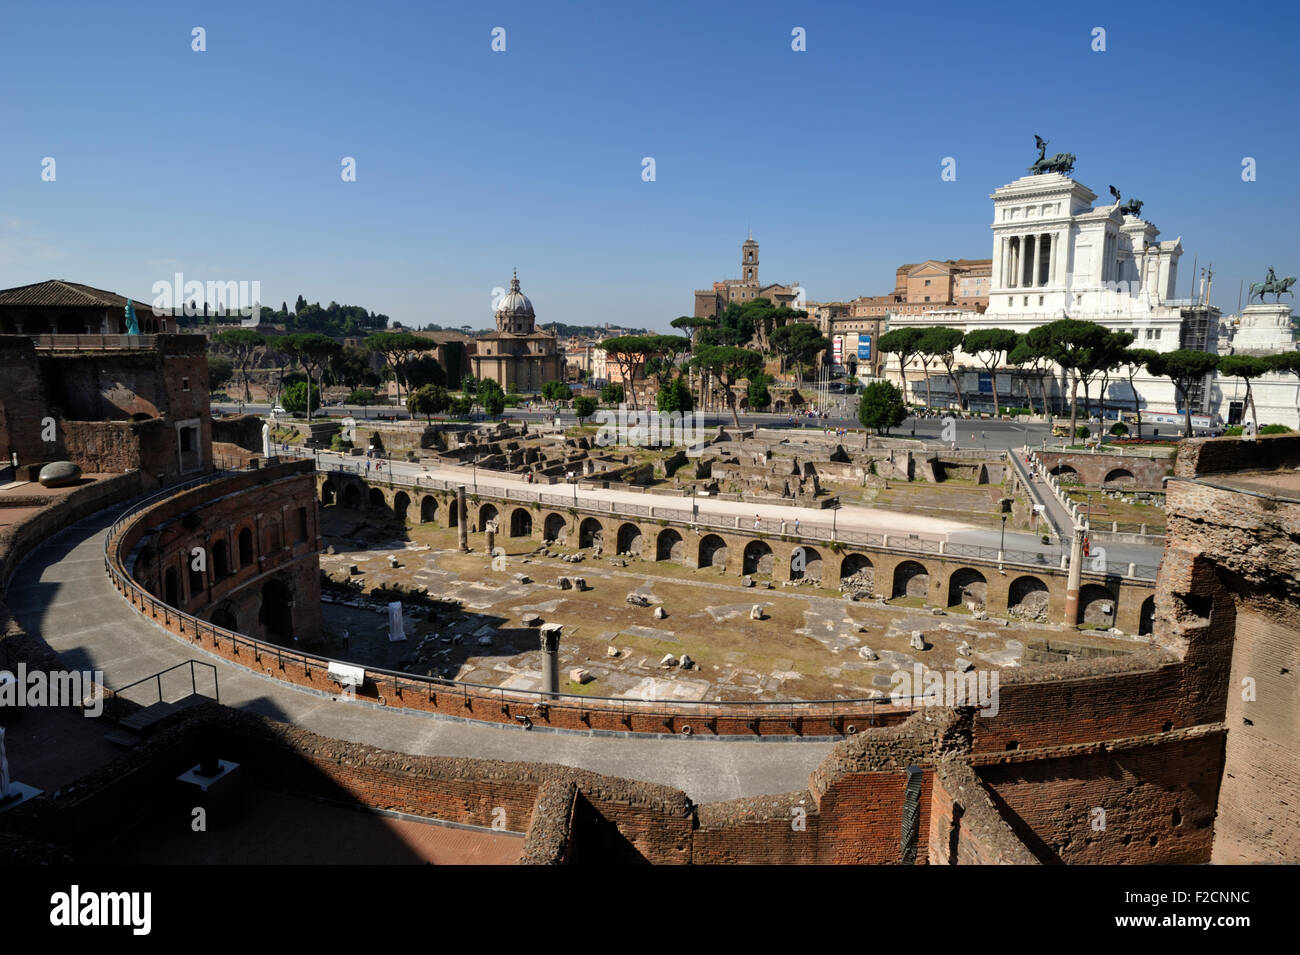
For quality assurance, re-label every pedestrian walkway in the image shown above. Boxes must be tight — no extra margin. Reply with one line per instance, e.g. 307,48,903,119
7,506,831,804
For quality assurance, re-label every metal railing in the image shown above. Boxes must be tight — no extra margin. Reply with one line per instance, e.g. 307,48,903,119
108,659,219,722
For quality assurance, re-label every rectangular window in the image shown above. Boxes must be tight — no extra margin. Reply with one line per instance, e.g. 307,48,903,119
180,427,193,452
182,377,191,392
297,507,308,542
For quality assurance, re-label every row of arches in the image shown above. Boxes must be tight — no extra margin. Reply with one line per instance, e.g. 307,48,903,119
1049,464,1138,487
318,476,1155,631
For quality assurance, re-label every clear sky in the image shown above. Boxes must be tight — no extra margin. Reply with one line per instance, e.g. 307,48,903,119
2,0,1297,331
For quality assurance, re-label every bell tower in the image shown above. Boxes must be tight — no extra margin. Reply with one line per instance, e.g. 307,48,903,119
741,233,759,286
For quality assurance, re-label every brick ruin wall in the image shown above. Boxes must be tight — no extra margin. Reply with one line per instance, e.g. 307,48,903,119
1164,433,1300,864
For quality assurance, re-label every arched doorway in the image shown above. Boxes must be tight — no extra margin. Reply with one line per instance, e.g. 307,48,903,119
1007,575,1049,621
368,488,387,512
420,496,437,524
892,561,929,599
510,508,532,537
238,527,254,567
1078,583,1117,628
579,518,604,549
393,491,410,523
211,606,238,631
544,513,566,543
259,578,294,643
212,539,230,579
1139,594,1155,635
164,567,179,606
698,534,728,570
617,523,642,556
321,481,336,506
342,483,361,510
656,528,684,562
1103,468,1136,487
742,540,774,576
840,553,874,590
479,503,499,532
791,545,823,583
947,568,988,610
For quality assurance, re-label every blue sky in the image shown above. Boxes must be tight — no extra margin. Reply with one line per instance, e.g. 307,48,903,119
2,0,1297,331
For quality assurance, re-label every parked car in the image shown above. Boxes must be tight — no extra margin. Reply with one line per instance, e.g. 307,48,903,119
271,405,286,415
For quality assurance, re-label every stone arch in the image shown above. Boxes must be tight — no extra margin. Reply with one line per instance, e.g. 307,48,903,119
616,522,642,556
791,545,823,583
238,527,254,567
393,491,410,523
420,495,437,524
656,528,684,562
579,517,604,549
742,539,774,576
368,487,387,512
1138,594,1155,636
1103,467,1136,487
544,512,567,543
510,508,532,537
840,553,874,590
212,538,230,579
448,497,459,528
478,503,499,532
259,577,295,643
892,560,929,599
1078,583,1117,627
1007,575,1049,621
164,567,179,606
947,567,988,610
698,534,728,570
321,480,336,507
342,483,361,510
211,605,238,632
1050,464,1079,481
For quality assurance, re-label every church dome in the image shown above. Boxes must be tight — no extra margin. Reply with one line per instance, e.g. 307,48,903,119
496,271,534,319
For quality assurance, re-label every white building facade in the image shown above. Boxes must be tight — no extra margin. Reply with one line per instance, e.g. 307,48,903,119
880,170,1229,424
1216,303,1300,429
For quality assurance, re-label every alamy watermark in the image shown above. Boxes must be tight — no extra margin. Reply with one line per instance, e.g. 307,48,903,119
0,663,104,717
890,663,999,717
150,272,262,325
594,404,706,456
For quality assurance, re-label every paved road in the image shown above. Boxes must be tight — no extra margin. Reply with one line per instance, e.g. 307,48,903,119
8,507,831,803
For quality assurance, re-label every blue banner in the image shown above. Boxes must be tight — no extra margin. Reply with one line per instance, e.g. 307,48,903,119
857,336,871,361
978,371,993,394
124,299,140,335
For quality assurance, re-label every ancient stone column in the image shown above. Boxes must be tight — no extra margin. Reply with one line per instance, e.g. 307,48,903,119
457,484,468,552
485,522,496,555
539,623,562,698
1063,523,1085,627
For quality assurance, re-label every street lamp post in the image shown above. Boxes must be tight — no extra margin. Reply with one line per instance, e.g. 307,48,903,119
999,513,1007,566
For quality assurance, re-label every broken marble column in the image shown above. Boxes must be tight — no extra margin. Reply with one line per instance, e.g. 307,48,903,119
540,623,562,698
457,484,468,552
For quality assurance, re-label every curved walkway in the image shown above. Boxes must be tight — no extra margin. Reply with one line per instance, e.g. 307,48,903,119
8,504,831,804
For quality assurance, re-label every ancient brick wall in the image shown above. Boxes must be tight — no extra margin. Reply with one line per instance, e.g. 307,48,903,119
0,337,45,467
928,759,1039,865
1162,435,1300,864
975,731,1223,864
124,463,323,642
1037,450,1171,487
